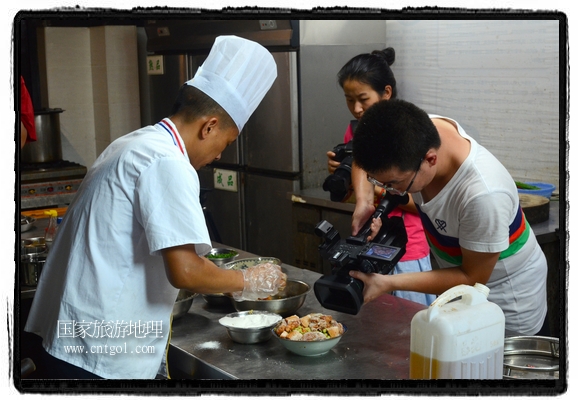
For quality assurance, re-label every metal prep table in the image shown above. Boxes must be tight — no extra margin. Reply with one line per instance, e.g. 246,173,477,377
168,243,426,380
19,218,425,380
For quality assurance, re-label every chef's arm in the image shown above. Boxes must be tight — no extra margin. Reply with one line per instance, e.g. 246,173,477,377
349,248,500,303
161,244,244,294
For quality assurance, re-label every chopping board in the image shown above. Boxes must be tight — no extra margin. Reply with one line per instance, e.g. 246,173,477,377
519,194,549,224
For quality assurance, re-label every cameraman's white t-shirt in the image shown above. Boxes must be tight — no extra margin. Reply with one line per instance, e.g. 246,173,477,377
412,115,548,335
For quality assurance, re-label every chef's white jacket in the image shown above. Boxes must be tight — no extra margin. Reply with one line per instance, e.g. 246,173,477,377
25,118,212,379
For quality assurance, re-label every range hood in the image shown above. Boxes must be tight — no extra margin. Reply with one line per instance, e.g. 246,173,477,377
144,19,299,54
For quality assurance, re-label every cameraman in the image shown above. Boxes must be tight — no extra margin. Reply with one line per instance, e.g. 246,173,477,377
350,99,548,336
326,48,435,306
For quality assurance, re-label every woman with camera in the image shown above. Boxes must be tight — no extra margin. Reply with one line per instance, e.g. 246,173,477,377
326,48,435,306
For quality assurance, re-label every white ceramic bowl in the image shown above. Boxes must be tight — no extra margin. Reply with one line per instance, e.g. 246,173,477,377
272,323,348,356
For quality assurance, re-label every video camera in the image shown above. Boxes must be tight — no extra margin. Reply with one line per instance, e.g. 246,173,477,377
313,192,409,315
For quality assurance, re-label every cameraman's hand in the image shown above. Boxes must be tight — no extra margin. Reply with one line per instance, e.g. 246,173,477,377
327,151,340,174
366,217,382,242
351,201,375,236
348,270,391,304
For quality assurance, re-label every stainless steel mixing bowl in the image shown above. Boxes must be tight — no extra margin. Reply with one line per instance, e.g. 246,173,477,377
229,280,310,317
172,290,198,319
205,248,239,267
219,311,282,344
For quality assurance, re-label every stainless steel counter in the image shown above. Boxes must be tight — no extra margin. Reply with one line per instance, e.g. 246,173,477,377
20,219,425,379
168,244,426,380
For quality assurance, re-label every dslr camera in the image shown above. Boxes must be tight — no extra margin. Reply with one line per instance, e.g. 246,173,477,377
322,120,358,202
323,141,353,202
313,193,409,315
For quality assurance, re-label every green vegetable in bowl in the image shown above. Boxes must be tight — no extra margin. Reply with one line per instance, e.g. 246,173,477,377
207,252,237,259
515,181,541,190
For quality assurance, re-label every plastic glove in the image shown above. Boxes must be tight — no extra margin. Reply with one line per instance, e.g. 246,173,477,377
232,262,287,301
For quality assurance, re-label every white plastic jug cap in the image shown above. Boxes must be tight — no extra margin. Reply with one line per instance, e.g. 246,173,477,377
474,283,490,298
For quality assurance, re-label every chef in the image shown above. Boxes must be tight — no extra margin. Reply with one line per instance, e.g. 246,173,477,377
24,35,286,379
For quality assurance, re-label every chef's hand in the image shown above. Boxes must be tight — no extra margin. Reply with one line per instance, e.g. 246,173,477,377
232,262,287,301
327,151,340,174
348,270,391,304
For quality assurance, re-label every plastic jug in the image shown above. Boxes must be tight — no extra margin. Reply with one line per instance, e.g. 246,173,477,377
409,283,505,379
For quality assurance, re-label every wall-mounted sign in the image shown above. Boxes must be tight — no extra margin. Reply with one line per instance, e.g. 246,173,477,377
213,168,238,192
146,55,164,75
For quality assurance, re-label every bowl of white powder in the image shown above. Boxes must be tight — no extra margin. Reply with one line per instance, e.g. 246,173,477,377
219,311,282,344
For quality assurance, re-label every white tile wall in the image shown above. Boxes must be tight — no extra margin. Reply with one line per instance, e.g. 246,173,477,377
44,25,141,168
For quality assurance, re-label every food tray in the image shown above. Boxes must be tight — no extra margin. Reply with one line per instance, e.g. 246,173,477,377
503,336,559,379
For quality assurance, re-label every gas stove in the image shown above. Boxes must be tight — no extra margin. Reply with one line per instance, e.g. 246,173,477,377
21,160,87,182
20,160,87,210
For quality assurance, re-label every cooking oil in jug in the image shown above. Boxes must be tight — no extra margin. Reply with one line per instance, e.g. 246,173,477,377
410,283,505,379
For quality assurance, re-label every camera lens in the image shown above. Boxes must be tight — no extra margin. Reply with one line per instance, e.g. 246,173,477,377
323,155,353,202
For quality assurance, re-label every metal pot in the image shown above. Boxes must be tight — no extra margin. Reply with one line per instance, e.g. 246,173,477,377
21,108,64,163
503,336,559,379
20,253,47,286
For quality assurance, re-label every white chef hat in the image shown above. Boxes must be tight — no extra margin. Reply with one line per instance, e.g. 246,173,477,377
186,35,277,133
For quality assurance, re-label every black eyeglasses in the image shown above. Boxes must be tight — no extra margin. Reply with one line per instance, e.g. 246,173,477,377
367,158,424,196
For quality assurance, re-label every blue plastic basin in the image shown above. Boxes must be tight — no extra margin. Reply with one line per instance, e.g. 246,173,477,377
517,182,556,199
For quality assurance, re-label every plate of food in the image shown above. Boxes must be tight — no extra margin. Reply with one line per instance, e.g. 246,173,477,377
272,312,347,356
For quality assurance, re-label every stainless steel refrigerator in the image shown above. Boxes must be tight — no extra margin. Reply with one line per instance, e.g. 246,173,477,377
138,20,301,264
